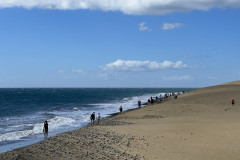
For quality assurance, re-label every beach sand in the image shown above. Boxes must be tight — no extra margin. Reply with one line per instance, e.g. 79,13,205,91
1,81,240,160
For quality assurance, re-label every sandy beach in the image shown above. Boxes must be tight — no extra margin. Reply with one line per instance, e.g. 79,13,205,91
1,81,240,160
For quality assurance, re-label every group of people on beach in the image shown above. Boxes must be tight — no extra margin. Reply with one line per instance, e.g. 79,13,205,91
90,106,124,126
146,93,179,105
42,91,187,139
42,113,102,139
147,97,154,105
90,112,101,125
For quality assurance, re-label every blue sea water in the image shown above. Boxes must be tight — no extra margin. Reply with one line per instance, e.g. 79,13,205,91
0,88,194,153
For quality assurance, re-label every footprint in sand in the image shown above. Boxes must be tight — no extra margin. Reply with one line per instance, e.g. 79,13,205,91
224,108,231,111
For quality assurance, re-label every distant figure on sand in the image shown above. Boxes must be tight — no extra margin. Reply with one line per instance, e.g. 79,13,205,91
43,121,48,139
97,113,101,125
164,94,168,100
148,99,150,104
119,106,123,113
174,94,178,99
138,100,141,108
91,112,95,125
232,98,235,105
151,97,154,105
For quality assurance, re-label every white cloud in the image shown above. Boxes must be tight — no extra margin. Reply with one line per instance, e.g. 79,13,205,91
162,23,184,30
163,75,194,81
139,22,151,32
101,59,188,72
1,0,240,15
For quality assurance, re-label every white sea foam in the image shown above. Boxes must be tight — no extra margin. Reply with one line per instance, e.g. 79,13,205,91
0,116,76,142
48,116,76,128
0,123,42,142
0,92,175,144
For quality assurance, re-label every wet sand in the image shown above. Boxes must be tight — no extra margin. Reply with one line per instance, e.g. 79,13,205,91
1,81,240,160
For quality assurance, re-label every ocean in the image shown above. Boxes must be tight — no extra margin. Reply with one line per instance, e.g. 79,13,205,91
0,88,194,153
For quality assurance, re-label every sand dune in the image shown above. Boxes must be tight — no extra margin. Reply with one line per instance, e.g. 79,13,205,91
221,80,240,85
1,81,240,160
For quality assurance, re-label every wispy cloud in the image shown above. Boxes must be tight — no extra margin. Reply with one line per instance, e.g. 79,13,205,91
1,0,240,15
163,75,194,81
162,23,184,30
139,22,152,32
97,73,109,80
72,69,86,75
101,59,188,72
58,70,64,73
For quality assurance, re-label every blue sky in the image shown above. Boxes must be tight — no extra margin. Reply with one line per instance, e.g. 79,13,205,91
0,1,240,88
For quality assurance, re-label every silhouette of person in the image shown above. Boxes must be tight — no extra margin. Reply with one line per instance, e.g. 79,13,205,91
97,113,101,125
119,106,123,113
232,98,235,105
138,100,141,108
91,112,95,125
43,121,48,139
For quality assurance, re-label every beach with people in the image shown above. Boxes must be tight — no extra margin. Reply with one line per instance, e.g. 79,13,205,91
1,0,240,159
0,88,189,153
1,81,240,159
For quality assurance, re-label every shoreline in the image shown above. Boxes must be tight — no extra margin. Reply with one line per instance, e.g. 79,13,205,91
0,91,184,159
0,91,174,154
0,103,148,154
3,83,240,159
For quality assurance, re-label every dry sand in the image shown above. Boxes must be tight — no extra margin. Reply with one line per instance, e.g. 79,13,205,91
1,81,240,160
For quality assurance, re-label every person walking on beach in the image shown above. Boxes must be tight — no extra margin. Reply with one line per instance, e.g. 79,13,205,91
232,98,235,105
148,99,150,105
97,113,101,125
151,97,154,105
119,106,123,113
91,112,95,125
174,94,178,99
138,100,141,108
43,121,48,139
